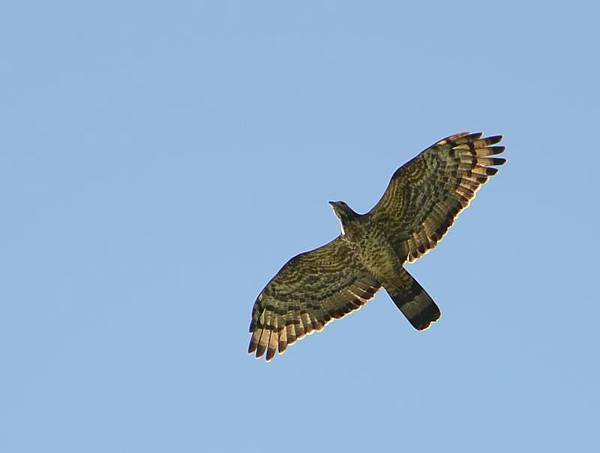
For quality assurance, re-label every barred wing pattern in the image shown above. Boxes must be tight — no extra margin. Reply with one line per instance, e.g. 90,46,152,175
248,238,380,361
370,133,505,262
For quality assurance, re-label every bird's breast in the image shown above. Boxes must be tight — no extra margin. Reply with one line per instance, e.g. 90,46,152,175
353,225,404,281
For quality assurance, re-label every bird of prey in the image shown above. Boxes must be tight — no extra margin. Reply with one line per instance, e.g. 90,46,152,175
248,132,505,361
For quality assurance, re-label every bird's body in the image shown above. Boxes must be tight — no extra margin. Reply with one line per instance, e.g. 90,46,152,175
336,211,405,293
248,132,506,361
334,208,403,276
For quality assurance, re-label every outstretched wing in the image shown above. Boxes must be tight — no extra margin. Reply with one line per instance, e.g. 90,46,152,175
248,237,380,361
369,132,505,262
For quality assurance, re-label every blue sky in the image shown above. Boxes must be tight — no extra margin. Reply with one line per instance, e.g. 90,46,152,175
2,1,599,452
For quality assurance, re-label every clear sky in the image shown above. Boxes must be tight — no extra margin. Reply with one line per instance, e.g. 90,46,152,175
2,1,599,452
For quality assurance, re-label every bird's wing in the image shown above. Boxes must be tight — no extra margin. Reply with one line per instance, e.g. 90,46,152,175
369,132,505,262
248,237,380,361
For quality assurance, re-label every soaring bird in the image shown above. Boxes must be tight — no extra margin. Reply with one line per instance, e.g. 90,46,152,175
248,132,505,361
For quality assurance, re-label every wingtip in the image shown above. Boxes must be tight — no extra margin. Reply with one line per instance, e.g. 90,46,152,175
484,134,503,145
255,343,267,358
248,339,257,354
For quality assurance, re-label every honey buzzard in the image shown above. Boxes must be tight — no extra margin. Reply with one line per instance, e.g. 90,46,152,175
248,132,505,361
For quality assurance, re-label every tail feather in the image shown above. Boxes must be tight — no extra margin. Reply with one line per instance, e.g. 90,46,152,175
385,269,440,330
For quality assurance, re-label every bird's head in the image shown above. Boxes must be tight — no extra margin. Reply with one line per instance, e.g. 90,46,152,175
329,201,360,234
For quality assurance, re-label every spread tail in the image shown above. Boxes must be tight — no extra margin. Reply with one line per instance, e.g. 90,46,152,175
384,269,441,330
